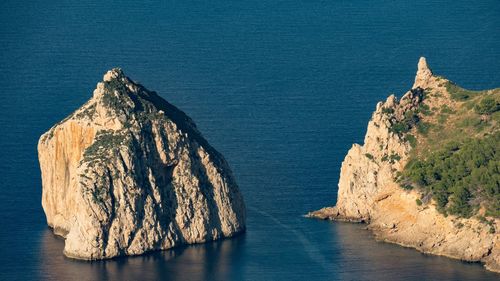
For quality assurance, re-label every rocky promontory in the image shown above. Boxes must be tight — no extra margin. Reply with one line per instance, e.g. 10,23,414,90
38,69,246,260
308,58,499,272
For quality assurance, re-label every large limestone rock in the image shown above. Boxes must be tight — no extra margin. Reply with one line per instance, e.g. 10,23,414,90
308,58,499,272
38,69,246,260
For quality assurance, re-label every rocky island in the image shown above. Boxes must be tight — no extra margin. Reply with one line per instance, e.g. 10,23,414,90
38,69,246,260
308,58,499,272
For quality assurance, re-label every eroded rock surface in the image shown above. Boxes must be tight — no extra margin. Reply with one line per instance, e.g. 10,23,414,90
38,69,246,259
307,58,499,273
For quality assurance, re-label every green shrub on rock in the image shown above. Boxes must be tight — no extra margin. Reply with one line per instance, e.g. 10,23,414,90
474,97,499,115
401,132,499,217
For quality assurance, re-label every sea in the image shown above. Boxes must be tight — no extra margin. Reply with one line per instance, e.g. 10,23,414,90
0,0,499,280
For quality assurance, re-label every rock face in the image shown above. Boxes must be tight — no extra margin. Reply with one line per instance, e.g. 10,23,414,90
38,69,246,260
308,58,499,272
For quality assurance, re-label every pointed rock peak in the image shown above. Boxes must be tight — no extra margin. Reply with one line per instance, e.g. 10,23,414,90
417,57,430,73
93,68,137,102
384,94,397,108
103,68,125,82
413,57,433,89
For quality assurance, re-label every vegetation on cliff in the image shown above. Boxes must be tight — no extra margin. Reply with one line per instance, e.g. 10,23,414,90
403,132,499,217
308,59,499,272
397,82,500,218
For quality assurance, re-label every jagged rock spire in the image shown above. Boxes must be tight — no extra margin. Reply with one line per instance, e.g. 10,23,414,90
413,57,433,89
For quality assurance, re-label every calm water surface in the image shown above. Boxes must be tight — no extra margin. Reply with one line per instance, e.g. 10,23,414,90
0,0,499,280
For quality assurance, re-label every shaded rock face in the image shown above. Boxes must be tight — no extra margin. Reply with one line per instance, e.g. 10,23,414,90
38,69,246,260
308,58,499,272
333,89,422,222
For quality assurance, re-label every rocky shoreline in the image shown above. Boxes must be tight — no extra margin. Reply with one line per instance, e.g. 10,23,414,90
307,58,499,273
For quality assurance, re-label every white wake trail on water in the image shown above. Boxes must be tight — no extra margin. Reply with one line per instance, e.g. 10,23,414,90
248,206,333,273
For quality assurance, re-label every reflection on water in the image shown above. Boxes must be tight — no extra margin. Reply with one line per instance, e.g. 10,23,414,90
39,229,246,281
331,222,499,281
38,215,500,281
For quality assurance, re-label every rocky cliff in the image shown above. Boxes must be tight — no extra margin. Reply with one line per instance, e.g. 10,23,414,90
38,69,246,260
308,58,499,272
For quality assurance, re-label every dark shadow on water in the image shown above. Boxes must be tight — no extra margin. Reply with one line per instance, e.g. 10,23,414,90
37,217,500,281
39,229,247,281
328,221,499,281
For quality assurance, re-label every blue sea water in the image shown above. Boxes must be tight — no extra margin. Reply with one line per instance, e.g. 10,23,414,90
0,0,499,280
